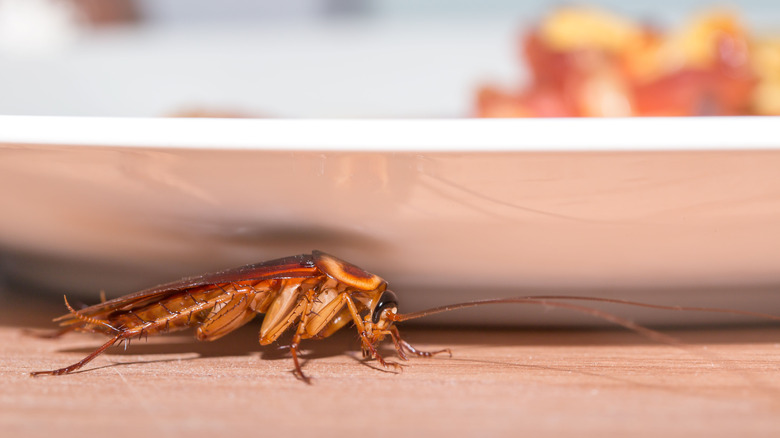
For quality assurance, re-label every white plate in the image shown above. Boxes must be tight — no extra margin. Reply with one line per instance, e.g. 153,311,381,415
2,116,780,326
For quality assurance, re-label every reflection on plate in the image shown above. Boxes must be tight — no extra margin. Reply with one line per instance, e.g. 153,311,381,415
1,116,780,326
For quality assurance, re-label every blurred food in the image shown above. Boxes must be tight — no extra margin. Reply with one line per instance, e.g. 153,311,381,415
476,7,779,117
69,0,138,26
0,0,137,56
751,38,780,115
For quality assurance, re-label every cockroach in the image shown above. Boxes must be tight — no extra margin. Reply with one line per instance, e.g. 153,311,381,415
30,250,780,382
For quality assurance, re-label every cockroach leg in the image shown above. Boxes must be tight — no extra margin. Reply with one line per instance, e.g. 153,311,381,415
288,290,317,384
31,333,125,376
289,343,309,384
390,326,452,358
399,339,452,359
360,334,403,371
387,328,409,361
340,293,400,371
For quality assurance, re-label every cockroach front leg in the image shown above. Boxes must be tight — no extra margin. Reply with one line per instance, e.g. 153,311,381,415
360,336,403,372
339,294,401,372
389,326,452,359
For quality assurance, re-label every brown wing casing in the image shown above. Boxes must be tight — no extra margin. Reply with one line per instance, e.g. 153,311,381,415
58,253,321,320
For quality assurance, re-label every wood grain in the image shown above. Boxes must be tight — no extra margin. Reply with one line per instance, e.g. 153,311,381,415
2,290,780,437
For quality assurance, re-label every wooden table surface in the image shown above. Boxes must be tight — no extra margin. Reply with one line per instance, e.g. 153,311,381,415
2,289,780,438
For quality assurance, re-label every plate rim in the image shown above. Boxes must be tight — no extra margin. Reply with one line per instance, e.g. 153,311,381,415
0,115,778,151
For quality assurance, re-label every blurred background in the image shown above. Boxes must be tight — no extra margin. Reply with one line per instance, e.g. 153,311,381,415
2,1,780,328
0,0,778,118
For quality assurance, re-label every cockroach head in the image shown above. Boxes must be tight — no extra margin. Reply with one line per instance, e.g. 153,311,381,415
370,290,399,329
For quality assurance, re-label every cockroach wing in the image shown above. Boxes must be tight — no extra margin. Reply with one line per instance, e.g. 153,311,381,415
56,253,321,319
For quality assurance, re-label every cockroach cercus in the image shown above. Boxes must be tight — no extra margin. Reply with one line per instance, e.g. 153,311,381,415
30,251,780,383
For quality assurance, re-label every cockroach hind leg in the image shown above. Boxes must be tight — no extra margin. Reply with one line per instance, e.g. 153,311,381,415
30,333,123,377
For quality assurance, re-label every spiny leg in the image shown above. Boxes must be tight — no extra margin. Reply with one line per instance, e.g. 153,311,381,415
387,327,409,360
341,295,401,372
289,290,318,384
390,326,452,359
361,336,403,372
289,342,307,383
31,333,125,376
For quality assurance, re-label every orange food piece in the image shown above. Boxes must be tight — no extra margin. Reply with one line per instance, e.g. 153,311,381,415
476,7,765,117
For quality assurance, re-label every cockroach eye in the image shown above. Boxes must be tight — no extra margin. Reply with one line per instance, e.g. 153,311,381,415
371,290,398,324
